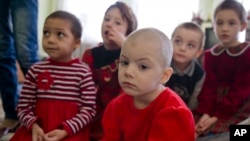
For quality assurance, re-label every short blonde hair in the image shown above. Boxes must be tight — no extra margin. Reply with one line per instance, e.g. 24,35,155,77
123,28,173,67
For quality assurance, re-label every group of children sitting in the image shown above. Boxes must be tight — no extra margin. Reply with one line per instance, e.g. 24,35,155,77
8,0,250,141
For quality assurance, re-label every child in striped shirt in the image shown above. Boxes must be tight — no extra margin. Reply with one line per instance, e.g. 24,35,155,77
10,11,96,141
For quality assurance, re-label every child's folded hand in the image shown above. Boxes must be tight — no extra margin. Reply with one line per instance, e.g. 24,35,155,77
44,129,68,141
31,123,44,141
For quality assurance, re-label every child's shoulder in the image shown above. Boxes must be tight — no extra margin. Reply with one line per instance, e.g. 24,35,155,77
209,42,250,56
25,59,50,75
30,59,50,68
82,44,103,60
156,88,193,118
193,60,205,75
91,43,105,53
189,60,204,75
30,58,91,72
161,88,189,108
111,88,189,109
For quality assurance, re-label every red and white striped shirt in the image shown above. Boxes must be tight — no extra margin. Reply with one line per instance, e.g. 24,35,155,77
17,58,96,135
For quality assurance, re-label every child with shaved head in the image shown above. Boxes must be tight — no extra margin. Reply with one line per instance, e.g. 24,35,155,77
101,28,195,141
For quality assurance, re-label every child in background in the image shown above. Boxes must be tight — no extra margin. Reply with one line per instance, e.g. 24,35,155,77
166,22,205,111
10,11,96,141
102,28,195,141
194,0,250,137
81,2,137,141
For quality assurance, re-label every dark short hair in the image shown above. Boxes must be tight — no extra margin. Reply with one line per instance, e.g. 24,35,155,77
214,0,247,23
105,2,137,35
171,22,205,49
45,10,82,39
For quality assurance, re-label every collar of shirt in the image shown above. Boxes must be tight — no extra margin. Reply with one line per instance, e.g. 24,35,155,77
171,60,195,77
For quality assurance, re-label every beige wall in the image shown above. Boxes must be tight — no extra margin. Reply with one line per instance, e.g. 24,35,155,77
37,0,133,57
37,0,226,57
198,0,223,21
38,0,61,57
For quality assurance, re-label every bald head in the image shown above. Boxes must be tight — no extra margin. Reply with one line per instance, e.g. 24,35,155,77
123,28,173,67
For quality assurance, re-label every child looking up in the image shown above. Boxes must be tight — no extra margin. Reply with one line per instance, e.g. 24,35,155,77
102,28,195,141
194,0,250,137
82,2,137,141
10,11,96,141
166,22,205,111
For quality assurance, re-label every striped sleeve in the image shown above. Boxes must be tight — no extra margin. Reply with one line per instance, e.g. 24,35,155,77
16,65,38,129
61,64,97,135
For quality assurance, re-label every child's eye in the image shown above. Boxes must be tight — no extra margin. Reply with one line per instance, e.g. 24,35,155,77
57,32,65,38
43,30,50,36
174,39,182,45
120,60,129,66
115,21,121,25
187,43,195,49
216,21,223,26
138,64,148,70
104,17,110,22
229,21,236,26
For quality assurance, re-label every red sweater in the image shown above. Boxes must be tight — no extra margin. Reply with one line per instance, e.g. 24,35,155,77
102,88,195,141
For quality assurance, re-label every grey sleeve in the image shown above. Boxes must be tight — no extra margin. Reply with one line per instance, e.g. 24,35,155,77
188,74,205,111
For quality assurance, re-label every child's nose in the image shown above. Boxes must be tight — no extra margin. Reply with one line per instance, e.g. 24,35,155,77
179,44,187,50
47,35,55,43
124,65,133,78
222,24,229,31
105,20,112,27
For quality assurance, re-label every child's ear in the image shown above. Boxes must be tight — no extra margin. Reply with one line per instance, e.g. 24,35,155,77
160,67,173,84
74,39,81,49
195,48,204,58
240,22,247,31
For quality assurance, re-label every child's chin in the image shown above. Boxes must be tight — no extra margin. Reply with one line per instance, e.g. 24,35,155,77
126,93,134,96
123,89,135,96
